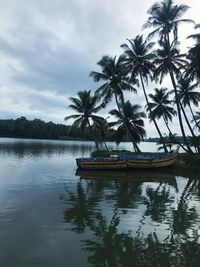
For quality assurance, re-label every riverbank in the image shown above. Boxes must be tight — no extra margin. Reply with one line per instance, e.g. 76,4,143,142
176,153,200,169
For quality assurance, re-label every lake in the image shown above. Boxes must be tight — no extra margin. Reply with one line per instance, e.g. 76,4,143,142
0,138,200,267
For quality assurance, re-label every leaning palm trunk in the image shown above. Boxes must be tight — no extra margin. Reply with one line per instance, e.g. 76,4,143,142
168,69,193,153
134,143,141,152
163,115,173,135
180,102,200,153
114,92,141,152
188,103,200,131
104,141,109,151
139,71,168,152
87,119,100,151
162,115,188,153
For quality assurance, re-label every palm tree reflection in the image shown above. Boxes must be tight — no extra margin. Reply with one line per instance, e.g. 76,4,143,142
63,172,200,266
144,183,174,223
63,181,104,233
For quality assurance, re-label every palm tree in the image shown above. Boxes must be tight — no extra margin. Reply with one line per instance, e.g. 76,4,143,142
93,118,112,151
186,43,200,84
143,0,193,43
175,78,200,153
143,0,194,152
109,101,146,152
148,88,176,134
65,90,105,150
177,78,200,129
153,40,192,152
121,35,168,152
90,55,138,148
148,88,189,151
186,24,200,83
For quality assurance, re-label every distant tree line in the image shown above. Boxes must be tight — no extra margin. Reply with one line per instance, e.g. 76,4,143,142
0,117,117,141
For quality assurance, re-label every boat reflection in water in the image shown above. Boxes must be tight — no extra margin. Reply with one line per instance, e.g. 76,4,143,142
76,168,177,186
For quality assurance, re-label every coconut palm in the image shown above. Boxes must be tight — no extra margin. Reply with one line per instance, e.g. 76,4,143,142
186,43,200,84
90,55,138,148
64,90,105,150
148,88,176,134
147,87,189,151
176,78,200,153
93,118,112,151
153,39,192,152
186,24,200,84
177,78,200,128
143,0,193,43
90,55,137,105
121,35,168,152
178,100,200,153
109,101,146,152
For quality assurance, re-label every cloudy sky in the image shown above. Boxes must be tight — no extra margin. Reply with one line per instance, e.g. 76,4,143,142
0,0,199,137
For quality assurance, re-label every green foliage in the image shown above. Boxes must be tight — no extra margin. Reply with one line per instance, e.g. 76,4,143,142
110,101,146,146
90,55,137,105
148,88,176,122
143,0,193,42
186,43,200,83
0,117,69,140
0,117,113,141
121,35,155,83
65,90,105,131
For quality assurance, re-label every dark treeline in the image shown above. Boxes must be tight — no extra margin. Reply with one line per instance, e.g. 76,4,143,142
0,117,70,140
0,117,116,141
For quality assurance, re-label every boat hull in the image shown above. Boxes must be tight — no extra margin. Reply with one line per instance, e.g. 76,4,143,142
76,158,127,170
127,154,177,169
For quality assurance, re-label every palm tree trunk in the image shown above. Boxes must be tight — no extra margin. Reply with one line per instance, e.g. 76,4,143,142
163,116,173,135
139,71,168,152
168,70,193,153
87,119,100,151
114,92,139,152
188,103,200,131
134,143,141,152
162,116,188,152
104,141,109,151
180,102,200,153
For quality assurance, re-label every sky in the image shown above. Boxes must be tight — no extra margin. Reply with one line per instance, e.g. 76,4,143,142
0,0,199,137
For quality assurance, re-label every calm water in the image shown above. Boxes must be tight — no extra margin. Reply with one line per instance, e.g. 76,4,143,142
0,138,200,267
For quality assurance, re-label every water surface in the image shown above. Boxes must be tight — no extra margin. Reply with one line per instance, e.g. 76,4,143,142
0,138,200,267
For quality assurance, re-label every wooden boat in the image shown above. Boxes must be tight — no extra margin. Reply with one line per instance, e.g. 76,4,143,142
126,152,177,169
76,148,179,170
76,157,127,170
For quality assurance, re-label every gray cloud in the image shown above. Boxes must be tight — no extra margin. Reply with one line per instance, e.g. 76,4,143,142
0,0,149,94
